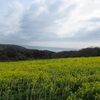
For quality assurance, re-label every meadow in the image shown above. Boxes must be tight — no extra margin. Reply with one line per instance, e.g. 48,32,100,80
0,57,100,100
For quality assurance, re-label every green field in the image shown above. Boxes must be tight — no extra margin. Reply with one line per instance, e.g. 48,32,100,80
0,57,100,100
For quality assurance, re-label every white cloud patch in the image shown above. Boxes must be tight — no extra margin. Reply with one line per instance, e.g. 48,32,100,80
0,1,24,35
0,0,100,47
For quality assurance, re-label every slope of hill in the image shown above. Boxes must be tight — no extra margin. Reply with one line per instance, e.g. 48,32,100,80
0,44,54,61
52,47,100,58
0,44,100,61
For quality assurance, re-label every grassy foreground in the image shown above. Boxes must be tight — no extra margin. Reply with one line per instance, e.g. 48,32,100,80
0,57,100,100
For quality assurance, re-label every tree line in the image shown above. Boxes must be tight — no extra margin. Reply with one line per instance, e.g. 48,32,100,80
0,44,100,61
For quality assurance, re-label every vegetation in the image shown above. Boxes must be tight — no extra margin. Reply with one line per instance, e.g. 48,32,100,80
0,57,100,100
0,44,100,61
0,44,54,61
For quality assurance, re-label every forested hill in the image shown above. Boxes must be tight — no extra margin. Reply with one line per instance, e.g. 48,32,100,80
0,44,100,61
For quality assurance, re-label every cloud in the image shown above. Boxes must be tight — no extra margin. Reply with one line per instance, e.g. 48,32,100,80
0,1,24,35
0,0,100,47
19,0,79,41
23,0,100,40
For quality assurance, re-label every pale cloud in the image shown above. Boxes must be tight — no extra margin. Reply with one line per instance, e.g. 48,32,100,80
55,0,100,38
0,1,24,35
27,41,100,48
0,0,100,48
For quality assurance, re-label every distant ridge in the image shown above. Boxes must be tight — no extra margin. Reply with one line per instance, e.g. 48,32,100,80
0,44,26,50
0,44,100,61
23,45,78,52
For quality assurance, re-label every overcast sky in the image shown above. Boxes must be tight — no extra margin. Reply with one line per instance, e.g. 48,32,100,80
0,0,100,48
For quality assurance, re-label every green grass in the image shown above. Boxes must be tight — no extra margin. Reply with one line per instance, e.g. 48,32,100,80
0,57,100,100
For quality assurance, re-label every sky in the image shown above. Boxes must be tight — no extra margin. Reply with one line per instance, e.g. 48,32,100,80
0,0,100,48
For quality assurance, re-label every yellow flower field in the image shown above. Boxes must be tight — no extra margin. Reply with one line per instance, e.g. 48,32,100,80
0,57,100,100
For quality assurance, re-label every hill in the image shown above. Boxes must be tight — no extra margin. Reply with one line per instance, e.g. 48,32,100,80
0,44,54,61
0,44,100,61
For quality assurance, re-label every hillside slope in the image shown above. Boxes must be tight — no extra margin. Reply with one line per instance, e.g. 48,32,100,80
0,44,100,61
0,44,54,61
